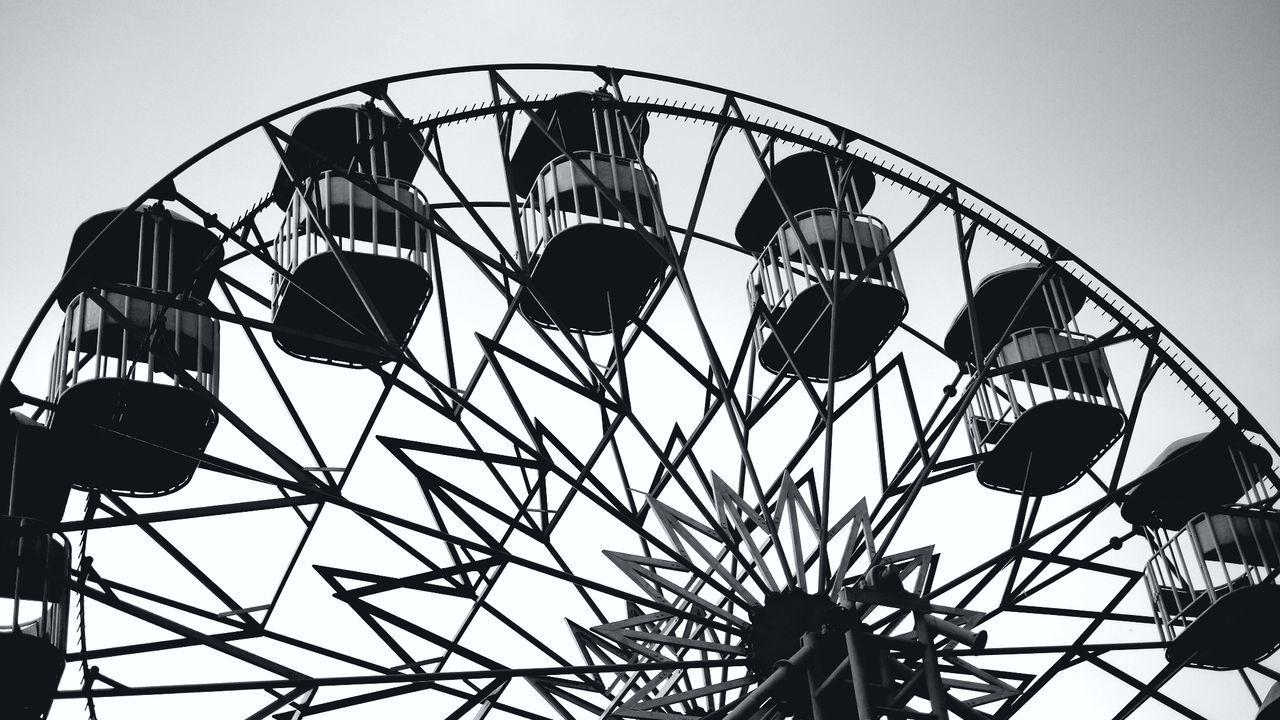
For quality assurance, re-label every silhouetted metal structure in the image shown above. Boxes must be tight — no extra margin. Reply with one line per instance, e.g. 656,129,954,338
0,65,1274,719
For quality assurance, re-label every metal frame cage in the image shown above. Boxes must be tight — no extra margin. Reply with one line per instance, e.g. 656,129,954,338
964,326,1124,453
519,151,666,265
0,64,1276,720
1144,509,1280,668
273,171,436,297
748,210,903,334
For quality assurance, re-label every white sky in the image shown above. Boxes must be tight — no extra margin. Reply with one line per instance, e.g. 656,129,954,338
1,1,1276,430
1,2,1278,718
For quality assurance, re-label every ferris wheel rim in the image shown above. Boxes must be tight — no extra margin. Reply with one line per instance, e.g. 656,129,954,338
4,62,1266,462
5,62,1275,719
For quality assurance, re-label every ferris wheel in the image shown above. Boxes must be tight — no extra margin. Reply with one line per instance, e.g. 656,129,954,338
0,63,1276,719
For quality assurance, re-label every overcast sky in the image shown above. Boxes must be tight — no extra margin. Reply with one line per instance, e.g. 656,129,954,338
2,3,1277,718
2,1,1276,430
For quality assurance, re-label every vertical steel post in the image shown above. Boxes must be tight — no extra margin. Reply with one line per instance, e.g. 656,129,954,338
840,591,876,720
914,610,949,719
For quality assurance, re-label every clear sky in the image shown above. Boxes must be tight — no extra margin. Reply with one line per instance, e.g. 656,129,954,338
2,0,1276,430
2,3,1278,718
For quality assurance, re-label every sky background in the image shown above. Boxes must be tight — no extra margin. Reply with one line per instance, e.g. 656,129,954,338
1,3,1278,718
2,1,1276,432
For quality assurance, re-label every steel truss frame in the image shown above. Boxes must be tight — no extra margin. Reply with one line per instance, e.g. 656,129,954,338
2,64,1276,720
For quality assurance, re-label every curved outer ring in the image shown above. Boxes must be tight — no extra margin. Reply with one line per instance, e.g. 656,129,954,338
6,62,1273,464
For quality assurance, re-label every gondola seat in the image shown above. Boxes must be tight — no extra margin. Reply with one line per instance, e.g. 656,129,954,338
531,153,658,225
775,210,894,276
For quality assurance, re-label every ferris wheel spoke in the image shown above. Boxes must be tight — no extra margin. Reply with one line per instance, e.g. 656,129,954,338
68,627,253,663
1105,656,1196,720
70,580,387,676
998,494,1038,604
458,269,616,412
747,305,830,417
378,431,636,670
94,491,260,622
76,565,251,633
381,92,523,273
54,495,316,534
242,685,316,720
1000,604,1156,628
58,659,750,700
953,518,1129,616
994,511,1108,611
73,580,310,685
258,369,402,628
217,281,343,487
319,562,566,672
673,104,733,257
537,429,761,601
486,71,532,267
373,417,757,640
1102,339,1165,494
383,439,550,543
307,679,550,720
481,335,627,415
928,487,1131,609
385,408,635,551
393,154,523,282
637,260,768,523
1008,534,1142,606
8,65,1272,718
988,572,1145,719
217,271,273,309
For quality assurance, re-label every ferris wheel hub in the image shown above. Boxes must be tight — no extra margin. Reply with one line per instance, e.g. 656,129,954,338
1,63,1272,719
745,590,882,719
